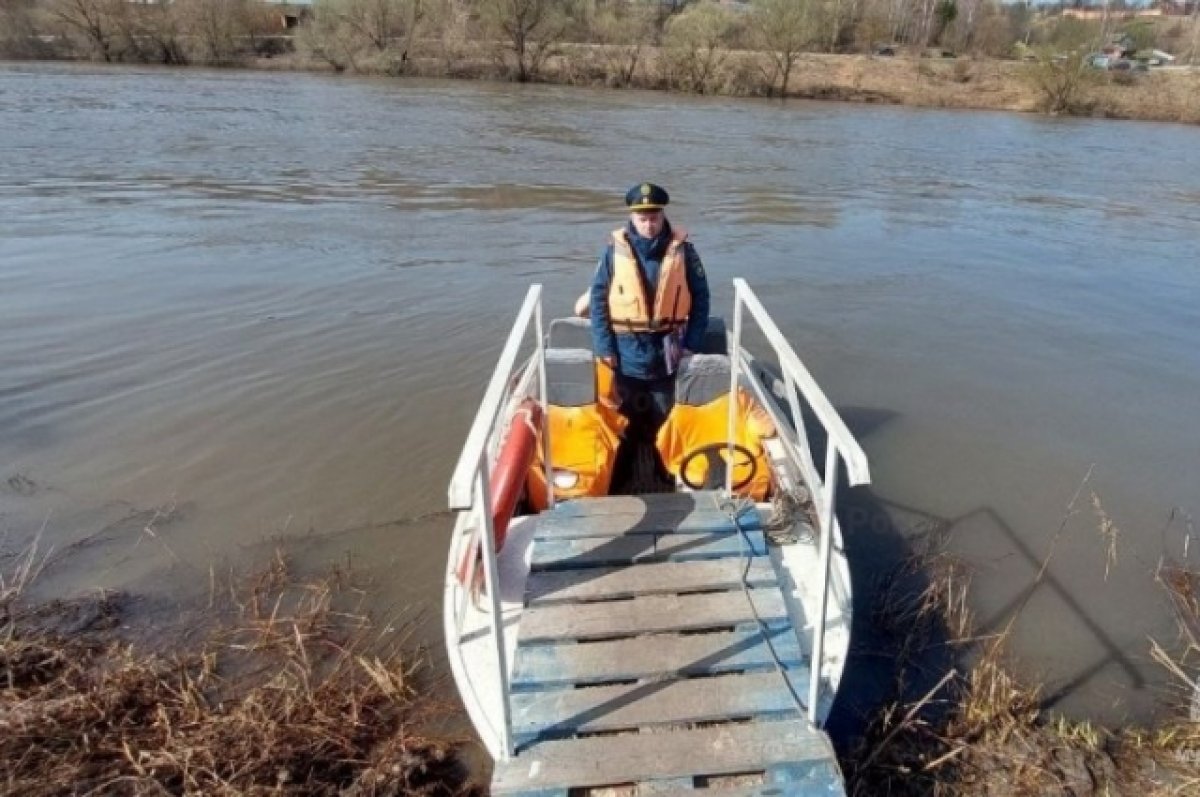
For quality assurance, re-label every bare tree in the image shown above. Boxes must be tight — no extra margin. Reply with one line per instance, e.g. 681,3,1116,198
334,0,424,62
968,2,1019,57
821,0,842,50
107,2,189,63
1189,3,1200,64
479,0,573,82
853,0,894,50
49,0,120,61
592,2,655,86
425,0,472,74
662,0,735,93
298,2,362,71
749,0,811,97
888,0,914,43
1,0,52,58
172,0,252,65
931,0,956,46
949,0,983,52
1026,23,1099,115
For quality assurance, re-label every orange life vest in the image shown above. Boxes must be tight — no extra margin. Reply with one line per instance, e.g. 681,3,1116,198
525,350,627,512
525,404,626,512
607,227,692,333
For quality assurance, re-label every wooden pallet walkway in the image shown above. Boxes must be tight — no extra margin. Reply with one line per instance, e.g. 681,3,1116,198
493,491,846,797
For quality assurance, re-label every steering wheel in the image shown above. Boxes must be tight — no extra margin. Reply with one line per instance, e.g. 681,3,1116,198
679,443,758,492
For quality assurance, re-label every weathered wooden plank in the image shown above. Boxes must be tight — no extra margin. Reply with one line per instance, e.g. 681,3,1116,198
530,531,766,570
638,777,694,794
535,507,762,539
525,558,778,604
518,588,788,643
511,628,805,690
513,671,804,743
490,720,835,794
632,771,846,797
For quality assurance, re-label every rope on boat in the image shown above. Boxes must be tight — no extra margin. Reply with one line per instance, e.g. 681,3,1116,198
713,491,813,723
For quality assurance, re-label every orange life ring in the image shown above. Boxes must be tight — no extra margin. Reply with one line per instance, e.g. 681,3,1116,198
455,398,542,594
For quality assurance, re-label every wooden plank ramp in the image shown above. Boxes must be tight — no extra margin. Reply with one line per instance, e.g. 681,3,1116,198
495,491,846,797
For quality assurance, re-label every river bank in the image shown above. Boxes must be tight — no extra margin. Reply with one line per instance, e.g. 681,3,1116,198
0,545,480,795
8,46,1200,126
8,0,1200,125
215,47,1200,126
385,46,1200,126
3,59,1199,792
4,532,1198,794
844,533,1200,795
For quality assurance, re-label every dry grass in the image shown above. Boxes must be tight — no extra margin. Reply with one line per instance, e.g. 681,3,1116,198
845,483,1200,796
255,45,1200,125
0,545,477,796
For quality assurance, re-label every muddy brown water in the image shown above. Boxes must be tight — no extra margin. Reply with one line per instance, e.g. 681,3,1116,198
2,62,1199,739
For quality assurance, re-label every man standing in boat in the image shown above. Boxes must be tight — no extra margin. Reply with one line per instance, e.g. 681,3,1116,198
589,182,710,437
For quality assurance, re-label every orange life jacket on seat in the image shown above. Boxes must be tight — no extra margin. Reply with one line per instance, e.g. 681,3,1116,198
655,355,776,501
526,349,626,512
607,227,692,333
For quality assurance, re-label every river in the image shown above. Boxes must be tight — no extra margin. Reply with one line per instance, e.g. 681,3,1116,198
2,61,1198,731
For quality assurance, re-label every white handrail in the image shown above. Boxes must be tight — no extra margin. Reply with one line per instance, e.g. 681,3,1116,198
444,284,546,761
808,442,841,721
475,456,514,757
732,279,869,487
448,286,544,510
727,279,870,724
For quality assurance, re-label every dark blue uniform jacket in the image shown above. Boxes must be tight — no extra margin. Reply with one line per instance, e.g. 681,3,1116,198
590,220,710,380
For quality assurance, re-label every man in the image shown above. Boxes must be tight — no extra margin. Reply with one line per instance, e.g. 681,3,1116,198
590,182,710,437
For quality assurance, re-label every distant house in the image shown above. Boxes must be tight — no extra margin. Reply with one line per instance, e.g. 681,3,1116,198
1061,2,1192,20
278,7,310,30
1062,7,1109,20
257,1,312,33
1158,0,1199,15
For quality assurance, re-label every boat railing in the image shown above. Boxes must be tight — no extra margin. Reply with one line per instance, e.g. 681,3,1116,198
446,284,549,760
726,278,871,724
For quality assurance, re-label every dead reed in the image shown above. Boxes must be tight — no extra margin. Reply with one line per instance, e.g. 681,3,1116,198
845,486,1200,796
0,545,477,796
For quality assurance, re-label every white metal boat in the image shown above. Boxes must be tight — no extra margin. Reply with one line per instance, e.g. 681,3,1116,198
444,279,870,796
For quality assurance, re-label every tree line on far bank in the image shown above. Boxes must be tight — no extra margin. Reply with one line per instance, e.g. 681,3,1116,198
2,0,1198,95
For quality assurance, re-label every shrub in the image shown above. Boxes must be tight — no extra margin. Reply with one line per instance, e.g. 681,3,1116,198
661,1,735,94
1026,49,1100,115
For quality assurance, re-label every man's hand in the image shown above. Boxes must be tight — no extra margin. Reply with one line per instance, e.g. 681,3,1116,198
682,349,695,358
600,356,617,369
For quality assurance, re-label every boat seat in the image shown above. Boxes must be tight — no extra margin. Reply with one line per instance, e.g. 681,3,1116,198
697,316,728,355
544,348,597,408
547,316,621,405
547,316,593,351
526,348,625,511
656,354,776,500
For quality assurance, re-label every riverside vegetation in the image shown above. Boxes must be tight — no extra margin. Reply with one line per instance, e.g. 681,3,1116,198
2,484,1199,794
843,487,1200,796
3,0,1200,123
0,543,478,795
